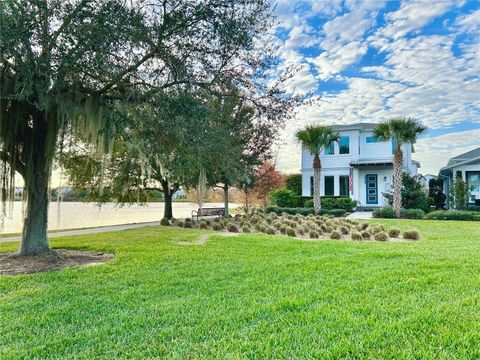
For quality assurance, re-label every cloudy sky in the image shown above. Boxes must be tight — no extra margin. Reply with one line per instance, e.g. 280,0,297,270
273,0,480,175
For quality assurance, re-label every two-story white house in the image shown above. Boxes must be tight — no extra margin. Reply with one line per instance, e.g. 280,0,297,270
301,123,420,209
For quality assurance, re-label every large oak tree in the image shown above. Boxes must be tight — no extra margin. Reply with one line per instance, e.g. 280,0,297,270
0,0,277,255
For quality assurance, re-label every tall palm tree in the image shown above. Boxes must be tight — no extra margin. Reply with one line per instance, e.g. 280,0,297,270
373,117,427,218
296,125,339,214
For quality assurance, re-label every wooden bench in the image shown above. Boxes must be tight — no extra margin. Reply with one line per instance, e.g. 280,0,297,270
192,207,225,221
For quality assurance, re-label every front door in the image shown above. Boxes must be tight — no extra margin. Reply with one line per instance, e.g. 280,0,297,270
366,174,378,204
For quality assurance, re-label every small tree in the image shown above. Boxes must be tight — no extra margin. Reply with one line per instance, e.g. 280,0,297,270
295,126,339,214
374,118,427,218
285,174,302,196
428,178,446,210
450,177,470,209
252,162,283,208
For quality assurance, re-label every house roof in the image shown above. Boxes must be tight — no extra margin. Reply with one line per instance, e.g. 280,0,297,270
440,146,480,173
447,147,480,166
331,122,378,131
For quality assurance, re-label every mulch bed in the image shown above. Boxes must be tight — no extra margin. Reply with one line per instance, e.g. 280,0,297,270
0,250,113,276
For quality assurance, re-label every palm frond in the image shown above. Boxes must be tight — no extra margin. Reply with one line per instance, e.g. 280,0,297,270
295,125,339,156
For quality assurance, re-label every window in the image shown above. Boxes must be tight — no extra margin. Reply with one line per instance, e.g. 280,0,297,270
339,175,349,196
324,176,334,196
467,172,480,192
324,142,334,155
339,136,349,154
366,136,381,143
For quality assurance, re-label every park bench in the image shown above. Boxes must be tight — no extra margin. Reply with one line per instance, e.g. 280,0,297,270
192,207,225,221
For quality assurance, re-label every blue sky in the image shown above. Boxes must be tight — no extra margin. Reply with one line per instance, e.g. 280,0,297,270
273,0,480,175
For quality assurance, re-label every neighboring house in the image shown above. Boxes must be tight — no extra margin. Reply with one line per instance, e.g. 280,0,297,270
418,173,438,189
439,147,480,207
301,123,420,209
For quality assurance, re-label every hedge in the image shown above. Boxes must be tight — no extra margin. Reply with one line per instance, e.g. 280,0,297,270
373,207,425,219
424,210,480,221
303,197,357,212
265,207,346,217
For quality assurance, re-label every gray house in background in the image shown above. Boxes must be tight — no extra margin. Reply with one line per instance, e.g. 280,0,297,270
439,147,480,207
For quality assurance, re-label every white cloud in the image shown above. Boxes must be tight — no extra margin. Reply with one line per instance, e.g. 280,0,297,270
455,9,480,34
373,0,461,41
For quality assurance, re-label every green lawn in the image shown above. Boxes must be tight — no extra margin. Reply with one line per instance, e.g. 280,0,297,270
1,220,480,359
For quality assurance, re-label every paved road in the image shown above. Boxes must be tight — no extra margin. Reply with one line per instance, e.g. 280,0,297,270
0,221,160,244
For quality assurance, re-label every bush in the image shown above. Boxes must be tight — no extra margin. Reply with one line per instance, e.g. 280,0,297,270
401,208,425,219
374,232,389,241
212,223,222,231
388,228,401,238
160,218,170,226
304,199,313,208
199,221,208,229
227,223,239,232
321,197,357,212
309,230,319,239
183,221,193,228
369,225,384,234
330,230,341,239
242,225,250,233
424,210,480,221
268,189,301,207
372,206,395,218
351,231,363,241
403,229,420,240
466,205,480,212
340,226,349,235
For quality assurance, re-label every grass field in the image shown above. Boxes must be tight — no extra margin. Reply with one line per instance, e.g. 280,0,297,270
1,220,479,359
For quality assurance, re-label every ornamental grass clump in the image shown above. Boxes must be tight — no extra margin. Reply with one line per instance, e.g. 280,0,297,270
374,232,389,241
199,221,208,229
183,220,193,228
351,231,363,241
227,223,239,232
388,228,401,238
280,225,288,234
286,227,296,237
330,230,341,240
340,226,349,235
212,223,223,231
160,218,170,226
403,229,420,240
309,230,319,239
273,221,282,230
242,225,250,233
361,231,371,239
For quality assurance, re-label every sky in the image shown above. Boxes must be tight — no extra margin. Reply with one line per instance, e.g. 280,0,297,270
272,0,480,175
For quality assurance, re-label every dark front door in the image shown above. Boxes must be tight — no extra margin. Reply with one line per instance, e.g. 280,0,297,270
366,174,378,204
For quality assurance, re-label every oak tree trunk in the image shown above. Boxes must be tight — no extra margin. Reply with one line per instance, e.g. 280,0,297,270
223,184,229,218
313,154,321,214
392,146,403,218
20,112,56,255
161,180,173,220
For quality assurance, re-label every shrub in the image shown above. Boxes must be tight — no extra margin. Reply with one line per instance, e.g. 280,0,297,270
227,223,239,232
369,225,384,234
403,229,420,240
361,231,371,239
183,221,193,228
372,206,395,218
199,221,208,229
340,226,349,235
466,205,480,212
401,208,425,219
286,227,296,237
255,223,265,232
424,210,479,221
359,223,369,230
279,225,288,234
242,225,250,233
330,230,341,240
268,189,301,207
317,197,357,211
351,231,363,241
374,232,389,241
304,199,314,208
176,220,184,228
309,230,319,238
160,218,170,226
212,223,222,231
388,228,401,238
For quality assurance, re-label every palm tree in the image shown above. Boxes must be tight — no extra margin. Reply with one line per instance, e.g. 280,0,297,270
296,125,339,214
373,117,427,218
